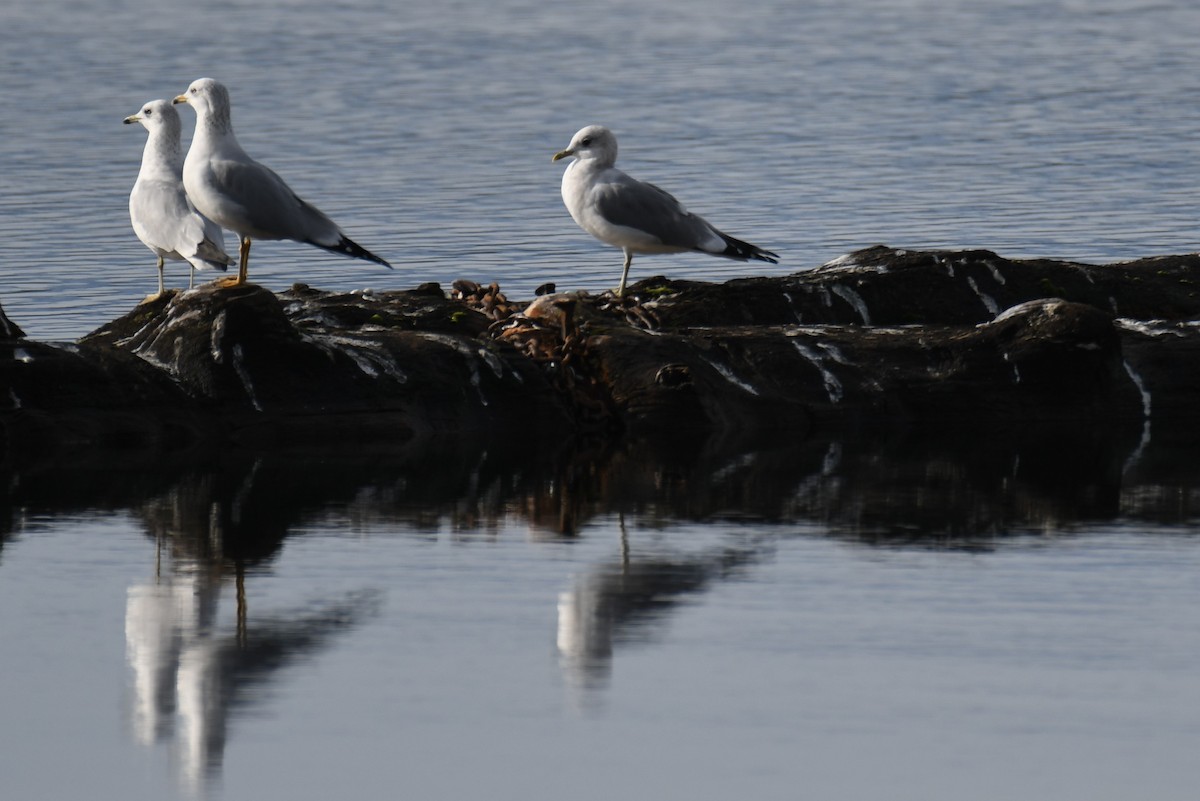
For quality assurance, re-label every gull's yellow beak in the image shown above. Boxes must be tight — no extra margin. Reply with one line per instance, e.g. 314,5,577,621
172,93,189,105
551,148,573,162
122,113,141,125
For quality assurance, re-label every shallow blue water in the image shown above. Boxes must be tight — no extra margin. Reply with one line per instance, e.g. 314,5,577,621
2,0,1199,340
3,2,1200,799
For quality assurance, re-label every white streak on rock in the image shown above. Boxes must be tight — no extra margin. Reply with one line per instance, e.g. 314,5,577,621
1116,319,1184,338
702,357,760,396
817,341,852,365
121,308,206,353
209,310,227,364
418,332,491,406
477,347,505,379
1123,360,1151,420
305,333,408,383
231,344,262,411
993,299,1066,325
1122,360,1152,473
967,277,999,316
821,253,859,269
134,349,175,375
830,285,871,325
792,340,843,403
1002,351,1020,384
820,253,890,274
783,292,804,324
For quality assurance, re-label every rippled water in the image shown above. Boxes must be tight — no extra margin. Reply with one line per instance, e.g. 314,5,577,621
2,0,1200,340
4,1,1200,799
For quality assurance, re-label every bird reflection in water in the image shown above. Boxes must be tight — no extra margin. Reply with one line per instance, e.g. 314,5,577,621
124,484,380,794
556,516,761,704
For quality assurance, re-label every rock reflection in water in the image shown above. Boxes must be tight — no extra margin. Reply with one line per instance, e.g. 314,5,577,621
5,414,1199,551
2,416,1199,788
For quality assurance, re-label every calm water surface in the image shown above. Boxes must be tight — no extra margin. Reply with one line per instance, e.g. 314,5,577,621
3,429,1200,800
3,1,1200,799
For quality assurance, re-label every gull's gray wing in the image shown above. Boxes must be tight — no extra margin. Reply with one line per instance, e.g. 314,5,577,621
590,172,719,250
210,156,341,245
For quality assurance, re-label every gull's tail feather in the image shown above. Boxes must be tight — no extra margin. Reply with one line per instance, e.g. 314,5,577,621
717,232,779,264
191,256,232,272
194,240,233,272
314,235,393,269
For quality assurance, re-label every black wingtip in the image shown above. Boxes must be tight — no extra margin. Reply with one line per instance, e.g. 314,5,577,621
720,233,780,264
315,236,393,269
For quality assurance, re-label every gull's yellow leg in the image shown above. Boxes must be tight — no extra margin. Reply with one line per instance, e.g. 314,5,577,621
237,236,251,285
214,237,251,287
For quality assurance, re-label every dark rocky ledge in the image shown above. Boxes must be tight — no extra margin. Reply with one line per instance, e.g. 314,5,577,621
4,245,1200,458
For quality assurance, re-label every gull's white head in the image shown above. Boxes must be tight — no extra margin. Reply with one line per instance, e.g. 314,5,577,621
552,125,617,167
123,99,181,138
173,77,231,123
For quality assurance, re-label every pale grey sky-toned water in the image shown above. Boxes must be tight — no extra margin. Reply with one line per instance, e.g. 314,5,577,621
2,0,1199,339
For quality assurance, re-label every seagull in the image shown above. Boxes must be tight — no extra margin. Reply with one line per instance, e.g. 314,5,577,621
552,125,779,297
173,78,391,285
124,99,233,300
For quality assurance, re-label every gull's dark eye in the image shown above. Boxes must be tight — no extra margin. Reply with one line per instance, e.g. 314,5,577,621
144,108,153,116
581,137,592,147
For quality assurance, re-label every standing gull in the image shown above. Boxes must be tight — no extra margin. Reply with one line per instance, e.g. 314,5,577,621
552,125,779,297
173,78,391,285
124,99,232,300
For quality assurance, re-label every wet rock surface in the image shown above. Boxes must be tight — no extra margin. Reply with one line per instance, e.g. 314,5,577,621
3,245,1199,458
